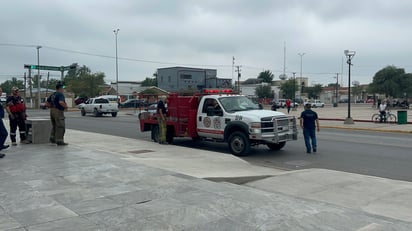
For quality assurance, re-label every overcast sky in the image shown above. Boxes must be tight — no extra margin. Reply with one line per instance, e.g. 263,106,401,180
1,0,412,87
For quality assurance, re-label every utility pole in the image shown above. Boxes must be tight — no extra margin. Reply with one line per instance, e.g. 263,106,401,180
232,56,235,87
335,73,339,107
235,65,241,93
36,46,41,109
23,72,26,103
28,68,32,107
292,72,297,111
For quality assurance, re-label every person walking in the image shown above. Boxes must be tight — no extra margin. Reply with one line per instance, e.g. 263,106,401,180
0,88,9,158
299,103,320,154
156,95,168,144
285,98,292,114
47,82,68,146
5,87,29,145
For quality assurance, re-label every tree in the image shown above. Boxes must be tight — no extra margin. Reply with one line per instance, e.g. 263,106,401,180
255,84,273,98
64,64,106,97
257,70,274,83
141,77,157,87
304,84,323,99
0,77,24,95
280,79,298,99
369,66,404,97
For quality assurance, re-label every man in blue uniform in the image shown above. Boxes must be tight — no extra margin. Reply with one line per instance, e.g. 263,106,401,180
300,103,320,154
47,82,68,146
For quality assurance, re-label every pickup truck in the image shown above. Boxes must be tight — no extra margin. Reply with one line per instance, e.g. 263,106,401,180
139,90,298,156
80,97,119,117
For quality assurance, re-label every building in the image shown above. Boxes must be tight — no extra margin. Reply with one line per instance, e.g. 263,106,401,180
156,67,231,92
105,81,149,102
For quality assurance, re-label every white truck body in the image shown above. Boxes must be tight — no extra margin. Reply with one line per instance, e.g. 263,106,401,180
195,94,298,155
80,97,119,117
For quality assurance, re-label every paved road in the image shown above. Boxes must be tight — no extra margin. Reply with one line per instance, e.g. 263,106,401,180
28,109,412,182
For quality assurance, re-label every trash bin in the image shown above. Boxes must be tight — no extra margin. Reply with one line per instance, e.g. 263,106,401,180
333,103,338,107
397,110,407,124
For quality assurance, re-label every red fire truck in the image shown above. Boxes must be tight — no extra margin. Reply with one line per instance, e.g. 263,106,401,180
139,89,298,156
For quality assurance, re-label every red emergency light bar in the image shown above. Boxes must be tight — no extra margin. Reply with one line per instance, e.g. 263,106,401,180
203,89,233,94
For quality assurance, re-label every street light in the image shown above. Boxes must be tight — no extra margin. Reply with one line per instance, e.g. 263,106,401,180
36,46,41,109
292,72,297,111
298,52,305,98
344,50,356,124
113,29,120,104
333,73,339,107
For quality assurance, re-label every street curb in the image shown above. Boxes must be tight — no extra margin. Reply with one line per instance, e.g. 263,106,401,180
321,125,412,134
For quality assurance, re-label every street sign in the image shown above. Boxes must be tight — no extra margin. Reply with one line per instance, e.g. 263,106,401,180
24,64,77,71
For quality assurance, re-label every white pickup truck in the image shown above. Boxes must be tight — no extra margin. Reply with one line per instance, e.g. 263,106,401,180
80,97,119,117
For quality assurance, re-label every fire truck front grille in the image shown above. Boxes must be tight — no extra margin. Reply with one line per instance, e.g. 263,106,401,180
261,116,289,133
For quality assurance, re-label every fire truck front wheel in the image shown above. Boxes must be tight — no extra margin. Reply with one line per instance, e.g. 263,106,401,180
228,131,250,156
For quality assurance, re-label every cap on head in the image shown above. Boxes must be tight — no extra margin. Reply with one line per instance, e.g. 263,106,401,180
12,86,19,92
56,82,65,90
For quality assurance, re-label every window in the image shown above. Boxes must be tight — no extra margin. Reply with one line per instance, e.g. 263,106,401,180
168,76,171,82
161,76,164,82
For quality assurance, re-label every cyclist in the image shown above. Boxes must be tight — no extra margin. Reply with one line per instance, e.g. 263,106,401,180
379,100,387,122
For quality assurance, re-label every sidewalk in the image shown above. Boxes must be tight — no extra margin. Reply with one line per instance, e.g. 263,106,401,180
270,104,412,133
1,125,412,230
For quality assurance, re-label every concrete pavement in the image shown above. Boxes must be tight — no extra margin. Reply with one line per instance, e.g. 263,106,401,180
1,106,412,230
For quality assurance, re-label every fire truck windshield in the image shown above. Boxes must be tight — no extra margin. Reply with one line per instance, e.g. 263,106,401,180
219,96,260,112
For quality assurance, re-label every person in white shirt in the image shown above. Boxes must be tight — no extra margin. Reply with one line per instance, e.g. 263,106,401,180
379,100,387,122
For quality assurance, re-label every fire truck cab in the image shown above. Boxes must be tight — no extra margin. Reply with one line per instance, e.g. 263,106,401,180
139,89,298,156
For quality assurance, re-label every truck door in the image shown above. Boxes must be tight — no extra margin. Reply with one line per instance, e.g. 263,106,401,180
197,98,225,139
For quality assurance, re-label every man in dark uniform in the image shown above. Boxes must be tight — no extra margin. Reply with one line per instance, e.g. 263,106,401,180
156,95,167,144
299,103,320,154
0,88,9,158
5,87,29,145
47,83,68,146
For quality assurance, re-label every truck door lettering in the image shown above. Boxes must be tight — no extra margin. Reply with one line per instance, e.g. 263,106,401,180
203,117,211,127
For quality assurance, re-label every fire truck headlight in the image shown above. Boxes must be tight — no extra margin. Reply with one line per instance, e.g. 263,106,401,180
250,122,261,133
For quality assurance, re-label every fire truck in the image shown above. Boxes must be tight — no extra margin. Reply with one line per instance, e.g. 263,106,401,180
139,89,298,156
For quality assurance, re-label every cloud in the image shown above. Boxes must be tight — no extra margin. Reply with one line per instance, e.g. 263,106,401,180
1,0,412,86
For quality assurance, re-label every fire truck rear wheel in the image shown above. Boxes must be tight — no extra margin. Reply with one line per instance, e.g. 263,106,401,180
151,125,159,142
228,131,250,156
267,141,286,150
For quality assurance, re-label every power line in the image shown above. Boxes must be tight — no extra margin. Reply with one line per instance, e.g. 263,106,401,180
0,43,232,68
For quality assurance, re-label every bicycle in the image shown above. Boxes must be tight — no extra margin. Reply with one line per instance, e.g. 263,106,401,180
371,110,397,123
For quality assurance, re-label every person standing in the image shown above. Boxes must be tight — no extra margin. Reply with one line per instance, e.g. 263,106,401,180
156,95,167,144
5,87,29,145
0,88,9,158
47,83,68,146
299,103,320,154
286,98,292,114
378,100,387,123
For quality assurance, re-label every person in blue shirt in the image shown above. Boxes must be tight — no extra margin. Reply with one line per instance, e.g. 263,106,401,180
47,83,68,146
300,103,320,154
0,88,9,158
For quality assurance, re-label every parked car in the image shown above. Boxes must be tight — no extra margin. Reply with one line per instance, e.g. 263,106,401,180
119,99,147,108
339,99,348,103
366,98,374,103
311,100,325,108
